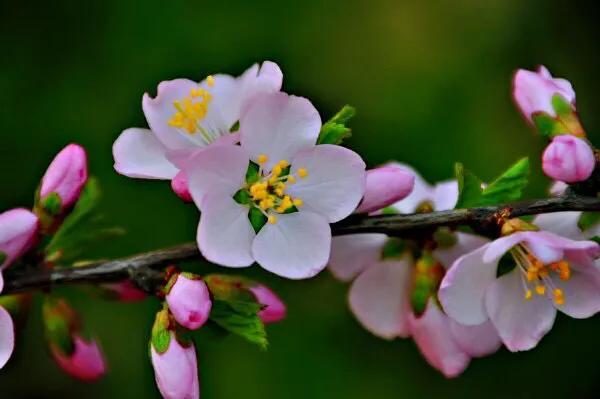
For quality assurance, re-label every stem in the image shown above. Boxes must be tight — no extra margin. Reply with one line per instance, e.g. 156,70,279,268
2,194,599,295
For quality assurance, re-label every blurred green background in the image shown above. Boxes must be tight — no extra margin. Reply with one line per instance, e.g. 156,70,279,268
1,0,599,397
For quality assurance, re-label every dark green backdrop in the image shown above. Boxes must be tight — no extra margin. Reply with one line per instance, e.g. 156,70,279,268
1,1,599,398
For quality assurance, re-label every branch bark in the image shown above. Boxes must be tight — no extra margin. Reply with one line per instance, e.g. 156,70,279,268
2,194,599,295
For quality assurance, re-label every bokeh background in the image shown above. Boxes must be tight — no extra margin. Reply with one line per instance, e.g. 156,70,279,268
1,0,599,397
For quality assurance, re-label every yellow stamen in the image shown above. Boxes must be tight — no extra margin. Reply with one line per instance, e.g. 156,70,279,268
525,290,533,300
553,288,565,305
287,175,296,184
535,285,546,295
298,168,308,178
293,198,303,207
268,214,277,224
278,160,289,168
257,154,268,164
206,75,215,87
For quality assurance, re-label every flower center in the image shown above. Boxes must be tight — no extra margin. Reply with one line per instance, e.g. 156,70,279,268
511,244,569,305
167,76,216,142
245,155,307,224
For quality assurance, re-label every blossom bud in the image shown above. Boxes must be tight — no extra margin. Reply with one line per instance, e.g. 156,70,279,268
166,274,212,330
542,135,595,183
171,171,193,202
102,280,147,302
355,164,415,214
150,312,199,399
513,66,575,123
248,284,286,324
39,144,88,212
51,335,106,382
0,208,38,270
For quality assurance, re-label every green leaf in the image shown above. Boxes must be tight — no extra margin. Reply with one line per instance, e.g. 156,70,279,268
578,212,600,231
588,236,600,245
41,192,62,215
248,207,267,233
552,94,572,118
381,238,405,259
532,112,566,138
45,178,125,264
433,228,458,248
245,162,260,184
0,251,6,265
209,299,268,349
151,309,171,354
42,297,76,356
455,158,529,208
233,189,251,205
316,105,356,145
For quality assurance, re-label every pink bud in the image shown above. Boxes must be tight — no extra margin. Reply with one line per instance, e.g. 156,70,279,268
513,66,575,122
0,208,38,270
542,135,595,183
52,335,106,382
102,280,147,302
355,164,415,214
171,171,193,202
151,332,199,399
40,144,88,210
166,275,212,330
249,284,286,324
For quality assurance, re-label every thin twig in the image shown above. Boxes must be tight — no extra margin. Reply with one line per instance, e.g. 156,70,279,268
2,194,599,295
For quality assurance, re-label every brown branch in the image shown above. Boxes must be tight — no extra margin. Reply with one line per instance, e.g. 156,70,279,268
2,194,599,296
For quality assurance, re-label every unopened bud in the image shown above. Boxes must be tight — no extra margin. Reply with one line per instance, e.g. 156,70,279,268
355,164,415,214
248,284,286,324
39,144,88,211
51,335,106,382
166,274,212,330
171,171,193,202
542,135,595,183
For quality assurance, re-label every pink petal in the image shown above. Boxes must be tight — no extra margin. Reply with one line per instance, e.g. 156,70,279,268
171,171,193,202
184,145,249,204
542,135,595,183
408,300,470,378
252,211,331,279
355,164,415,214
240,92,321,171
113,128,179,179
553,269,600,319
0,306,15,369
39,143,88,210
328,234,387,282
439,244,497,325
286,144,366,223
197,194,255,268
166,275,212,330
432,180,459,211
151,334,199,399
53,336,106,382
433,232,489,270
238,61,283,115
448,319,502,358
348,259,412,339
484,268,556,352
248,284,287,324
0,208,39,268
483,233,529,263
533,212,583,240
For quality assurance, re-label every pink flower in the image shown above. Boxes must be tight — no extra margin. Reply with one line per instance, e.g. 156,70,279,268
181,92,366,279
542,135,595,183
40,144,88,210
439,230,600,352
112,62,283,190
0,301,14,370
328,168,500,377
248,284,286,324
513,66,575,122
171,171,193,202
0,208,38,276
51,335,106,382
151,332,199,399
166,274,212,330
355,164,415,214
102,280,147,302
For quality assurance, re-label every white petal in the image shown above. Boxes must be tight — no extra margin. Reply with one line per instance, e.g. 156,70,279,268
433,232,489,270
554,270,600,319
485,268,557,352
0,306,14,369
448,319,502,358
184,145,249,205
286,145,366,223
328,234,387,282
348,259,412,339
112,128,179,179
252,211,331,279
388,164,434,214
197,194,255,267
433,180,459,211
240,92,321,171
532,212,583,240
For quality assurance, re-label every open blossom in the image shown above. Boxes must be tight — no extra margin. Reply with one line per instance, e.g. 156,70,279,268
355,163,415,214
166,274,212,330
180,92,366,279
248,284,286,324
51,335,106,382
513,66,575,122
328,166,500,377
542,135,595,183
439,230,600,352
112,61,283,199
151,331,199,399
39,144,88,210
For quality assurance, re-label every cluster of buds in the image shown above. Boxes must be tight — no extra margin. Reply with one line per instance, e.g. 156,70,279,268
513,66,596,183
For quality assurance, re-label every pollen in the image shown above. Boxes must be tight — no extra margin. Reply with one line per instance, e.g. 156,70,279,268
535,285,546,295
268,214,277,224
293,198,303,207
298,168,308,178
525,290,533,300
168,85,213,135
553,288,565,305
258,154,268,164
206,75,215,87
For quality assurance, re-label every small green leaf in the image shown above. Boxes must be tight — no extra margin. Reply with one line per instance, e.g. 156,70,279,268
381,206,399,215
0,251,6,265
455,158,529,208
209,299,268,349
151,309,172,354
551,94,572,118
248,207,267,233
532,112,566,138
433,228,458,248
230,121,240,132
316,105,356,145
41,192,62,215
381,238,405,259
245,162,260,184
42,297,76,356
578,212,600,231
233,189,251,205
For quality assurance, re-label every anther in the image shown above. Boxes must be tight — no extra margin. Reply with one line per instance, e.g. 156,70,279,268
535,285,546,295
525,290,533,300
207,75,215,87
298,168,308,178
257,154,268,164
268,215,277,224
